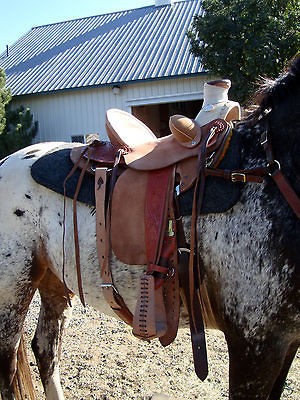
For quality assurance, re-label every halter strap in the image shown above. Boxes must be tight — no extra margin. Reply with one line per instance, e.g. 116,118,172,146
206,126,300,220
261,128,300,219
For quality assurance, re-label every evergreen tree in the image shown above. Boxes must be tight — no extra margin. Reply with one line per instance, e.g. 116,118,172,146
0,69,11,134
187,0,300,104
0,105,38,159
0,68,37,158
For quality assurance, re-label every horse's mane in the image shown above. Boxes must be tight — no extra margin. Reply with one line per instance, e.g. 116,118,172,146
253,55,300,117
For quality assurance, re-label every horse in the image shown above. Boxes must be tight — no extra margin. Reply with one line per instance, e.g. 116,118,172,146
0,56,299,400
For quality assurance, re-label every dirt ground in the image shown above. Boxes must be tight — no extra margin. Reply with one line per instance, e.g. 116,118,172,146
23,295,299,400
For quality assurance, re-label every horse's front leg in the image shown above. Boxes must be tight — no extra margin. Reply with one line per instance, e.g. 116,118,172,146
32,269,73,400
225,333,290,400
268,340,299,400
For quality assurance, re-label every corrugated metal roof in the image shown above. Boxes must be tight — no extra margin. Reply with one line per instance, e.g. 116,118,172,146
0,0,205,96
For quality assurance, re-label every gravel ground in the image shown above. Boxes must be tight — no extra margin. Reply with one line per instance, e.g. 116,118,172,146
23,295,299,400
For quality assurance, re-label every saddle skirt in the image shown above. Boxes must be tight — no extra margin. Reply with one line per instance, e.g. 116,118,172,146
111,168,148,265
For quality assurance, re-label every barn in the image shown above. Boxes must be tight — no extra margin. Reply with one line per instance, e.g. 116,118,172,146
0,0,216,143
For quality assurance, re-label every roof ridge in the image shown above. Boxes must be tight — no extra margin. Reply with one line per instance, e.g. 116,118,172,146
30,0,195,31
31,4,155,31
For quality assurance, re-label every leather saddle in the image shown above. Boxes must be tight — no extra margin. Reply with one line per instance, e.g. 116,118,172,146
70,109,231,191
69,108,233,381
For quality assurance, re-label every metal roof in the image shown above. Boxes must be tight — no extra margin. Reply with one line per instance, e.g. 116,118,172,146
0,0,205,96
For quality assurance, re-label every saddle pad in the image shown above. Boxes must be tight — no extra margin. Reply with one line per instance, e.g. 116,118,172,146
31,147,95,206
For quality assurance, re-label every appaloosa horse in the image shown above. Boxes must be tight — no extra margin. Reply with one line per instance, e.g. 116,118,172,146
0,56,299,400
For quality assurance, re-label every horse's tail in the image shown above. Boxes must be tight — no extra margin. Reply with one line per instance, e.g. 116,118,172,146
11,333,37,400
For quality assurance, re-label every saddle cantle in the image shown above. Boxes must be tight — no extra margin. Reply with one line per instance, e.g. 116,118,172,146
69,108,235,381
106,108,158,148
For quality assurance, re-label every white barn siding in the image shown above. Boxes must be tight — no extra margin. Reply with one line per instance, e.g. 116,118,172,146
12,74,214,143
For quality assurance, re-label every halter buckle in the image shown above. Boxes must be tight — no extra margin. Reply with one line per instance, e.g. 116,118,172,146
267,160,281,176
231,172,246,183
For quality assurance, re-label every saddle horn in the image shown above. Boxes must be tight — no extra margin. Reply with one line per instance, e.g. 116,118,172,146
169,115,202,148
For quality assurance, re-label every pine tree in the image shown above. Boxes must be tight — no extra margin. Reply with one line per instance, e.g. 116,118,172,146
187,0,300,104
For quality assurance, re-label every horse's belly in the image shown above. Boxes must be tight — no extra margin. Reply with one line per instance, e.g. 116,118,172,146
196,193,297,339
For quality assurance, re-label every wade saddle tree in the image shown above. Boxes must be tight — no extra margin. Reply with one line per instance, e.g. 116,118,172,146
70,109,234,381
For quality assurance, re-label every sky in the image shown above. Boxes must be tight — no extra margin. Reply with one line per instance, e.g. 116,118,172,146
1,0,155,52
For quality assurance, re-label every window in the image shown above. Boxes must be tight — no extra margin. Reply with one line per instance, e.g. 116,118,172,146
71,133,99,144
71,135,85,143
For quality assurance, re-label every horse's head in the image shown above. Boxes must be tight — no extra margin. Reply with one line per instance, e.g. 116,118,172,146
243,56,300,252
254,56,300,178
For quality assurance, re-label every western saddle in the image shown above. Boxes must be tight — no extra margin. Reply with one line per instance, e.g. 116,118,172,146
69,108,234,381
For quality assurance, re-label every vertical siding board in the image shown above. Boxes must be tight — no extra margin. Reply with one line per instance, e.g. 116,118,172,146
12,75,212,143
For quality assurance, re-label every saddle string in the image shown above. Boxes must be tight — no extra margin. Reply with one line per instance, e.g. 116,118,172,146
62,146,90,307
71,150,92,307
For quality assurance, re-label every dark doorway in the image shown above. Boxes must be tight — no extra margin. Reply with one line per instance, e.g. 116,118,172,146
132,99,203,138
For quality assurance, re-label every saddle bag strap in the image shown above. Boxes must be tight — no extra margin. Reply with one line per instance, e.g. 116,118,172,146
95,167,133,326
133,166,177,340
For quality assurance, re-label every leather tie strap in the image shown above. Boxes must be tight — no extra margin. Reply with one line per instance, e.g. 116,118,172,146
63,146,90,307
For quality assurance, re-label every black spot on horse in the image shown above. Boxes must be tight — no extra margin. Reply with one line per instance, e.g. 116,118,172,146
22,149,40,160
14,209,25,217
25,194,32,200
0,156,9,167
